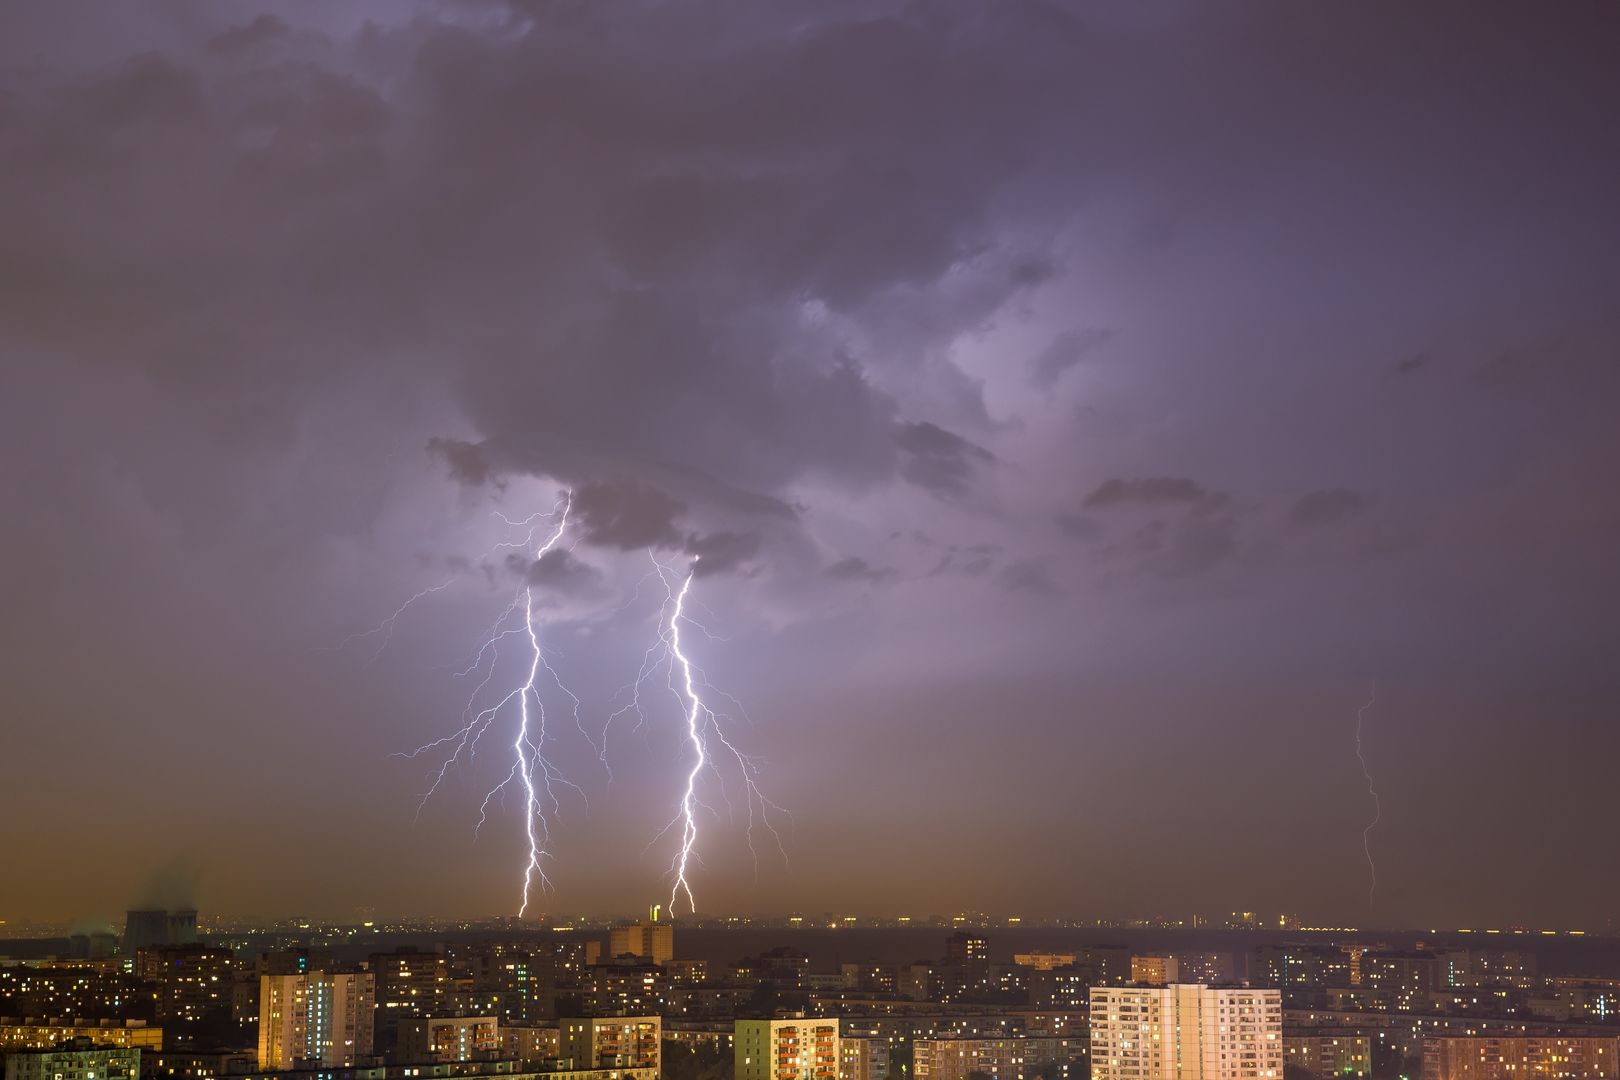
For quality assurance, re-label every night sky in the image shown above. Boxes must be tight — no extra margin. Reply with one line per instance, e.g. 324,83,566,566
3,2,1618,930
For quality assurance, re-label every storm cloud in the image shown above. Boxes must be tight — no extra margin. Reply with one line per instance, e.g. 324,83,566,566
3,0,1619,929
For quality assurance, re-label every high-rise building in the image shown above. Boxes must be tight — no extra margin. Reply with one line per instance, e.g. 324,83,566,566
371,948,447,1013
609,911,675,965
370,948,447,1054
1091,984,1282,1080
136,945,239,1024
3,1039,140,1080
941,934,991,1000
257,970,375,1069
735,1018,840,1080
559,1016,660,1073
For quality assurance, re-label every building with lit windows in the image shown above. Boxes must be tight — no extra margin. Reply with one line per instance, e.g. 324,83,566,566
398,1018,500,1063
1090,984,1282,1080
939,935,991,1001
3,1039,140,1080
1167,955,1239,986
607,914,674,967
136,945,239,1024
372,951,448,1015
734,1019,839,1080
1421,1036,1620,1080
558,1017,658,1075
1431,951,1537,990
500,1026,560,1064
1530,978,1620,1023
912,1037,1081,1080
841,1037,890,1080
372,950,448,1056
1013,954,1078,973
0,1021,161,1053
1360,953,1442,1013
0,965,150,1018
1079,947,1133,988
582,961,663,1016
1131,958,1180,986
257,971,375,1069
1283,1034,1370,1079
1250,946,1352,991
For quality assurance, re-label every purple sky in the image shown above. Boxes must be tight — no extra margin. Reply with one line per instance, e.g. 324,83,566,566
3,1,1618,929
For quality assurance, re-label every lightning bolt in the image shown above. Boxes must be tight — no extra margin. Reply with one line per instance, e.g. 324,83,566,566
1354,680,1381,908
352,489,591,916
328,580,457,662
610,553,786,915
667,566,708,914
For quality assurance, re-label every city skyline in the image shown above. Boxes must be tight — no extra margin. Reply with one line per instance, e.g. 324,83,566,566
5,2,1620,930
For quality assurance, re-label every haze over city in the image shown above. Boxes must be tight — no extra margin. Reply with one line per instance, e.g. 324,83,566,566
4,0,1620,936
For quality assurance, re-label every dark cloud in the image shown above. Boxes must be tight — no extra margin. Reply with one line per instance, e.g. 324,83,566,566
998,557,1061,596
1055,512,1106,543
1394,353,1430,376
427,437,499,488
1146,517,1239,579
895,420,995,497
1292,488,1368,528
519,549,601,594
571,479,685,550
206,13,290,55
825,556,895,584
1083,477,1211,509
686,530,762,577
1030,326,1117,388
927,550,994,579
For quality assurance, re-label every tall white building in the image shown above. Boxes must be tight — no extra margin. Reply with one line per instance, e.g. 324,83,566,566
736,1018,841,1080
258,971,375,1069
1090,984,1281,1080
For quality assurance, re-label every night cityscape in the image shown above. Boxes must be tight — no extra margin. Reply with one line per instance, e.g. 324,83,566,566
4,6,1619,1080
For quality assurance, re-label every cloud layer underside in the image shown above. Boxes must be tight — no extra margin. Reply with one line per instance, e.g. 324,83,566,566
0,3,1091,559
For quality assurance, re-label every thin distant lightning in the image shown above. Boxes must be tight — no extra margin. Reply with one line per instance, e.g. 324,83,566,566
329,580,457,662
1355,681,1381,908
612,553,786,915
350,489,591,916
